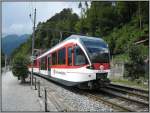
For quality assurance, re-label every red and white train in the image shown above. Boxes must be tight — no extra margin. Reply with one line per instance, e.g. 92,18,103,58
29,35,110,89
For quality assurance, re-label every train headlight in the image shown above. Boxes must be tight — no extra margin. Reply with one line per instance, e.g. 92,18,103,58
99,65,104,70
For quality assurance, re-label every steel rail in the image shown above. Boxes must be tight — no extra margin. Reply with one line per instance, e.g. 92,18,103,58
110,83,149,94
106,85,149,101
100,88,149,106
85,93,135,112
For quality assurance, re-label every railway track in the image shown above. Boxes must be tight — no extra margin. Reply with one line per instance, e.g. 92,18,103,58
99,88,149,111
70,87,149,112
106,84,149,101
109,83,149,95
96,83,149,112
74,89,136,112
32,72,149,112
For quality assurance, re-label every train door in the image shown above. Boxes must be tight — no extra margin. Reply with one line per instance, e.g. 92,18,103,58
47,56,51,76
39,59,41,73
68,46,73,66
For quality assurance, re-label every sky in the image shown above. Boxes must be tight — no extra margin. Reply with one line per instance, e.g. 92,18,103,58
2,2,83,36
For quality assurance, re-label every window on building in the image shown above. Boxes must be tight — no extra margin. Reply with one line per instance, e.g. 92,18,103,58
52,52,57,65
74,46,88,65
58,48,66,65
68,47,72,66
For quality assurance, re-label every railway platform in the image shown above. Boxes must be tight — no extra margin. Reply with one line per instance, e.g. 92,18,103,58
2,71,43,111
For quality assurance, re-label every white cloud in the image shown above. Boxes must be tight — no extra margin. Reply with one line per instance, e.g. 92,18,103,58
3,23,32,35
34,2,81,23
2,2,90,35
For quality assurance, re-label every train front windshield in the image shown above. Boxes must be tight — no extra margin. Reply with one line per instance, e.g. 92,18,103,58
81,38,109,63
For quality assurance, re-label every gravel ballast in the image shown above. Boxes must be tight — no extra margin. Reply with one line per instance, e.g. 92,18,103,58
37,76,113,112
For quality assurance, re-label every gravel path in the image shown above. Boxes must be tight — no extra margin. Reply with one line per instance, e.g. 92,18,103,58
2,71,42,111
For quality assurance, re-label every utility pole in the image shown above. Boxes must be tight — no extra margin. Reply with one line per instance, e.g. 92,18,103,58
59,31,62,42
138,1,142,29
30,8,36,88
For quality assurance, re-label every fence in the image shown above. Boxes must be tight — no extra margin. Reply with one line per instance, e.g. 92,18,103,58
109,61,125,79
31,75,77,112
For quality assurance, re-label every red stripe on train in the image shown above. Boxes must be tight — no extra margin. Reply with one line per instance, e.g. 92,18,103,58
92,63,110,70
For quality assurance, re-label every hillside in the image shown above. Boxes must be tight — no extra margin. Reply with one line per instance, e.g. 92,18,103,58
2,34,30,56
12,1,148,60
104,19,149,60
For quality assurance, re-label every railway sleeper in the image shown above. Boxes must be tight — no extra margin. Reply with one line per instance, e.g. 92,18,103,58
100,88,149,106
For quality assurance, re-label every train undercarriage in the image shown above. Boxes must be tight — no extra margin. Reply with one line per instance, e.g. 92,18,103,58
77,73,110,89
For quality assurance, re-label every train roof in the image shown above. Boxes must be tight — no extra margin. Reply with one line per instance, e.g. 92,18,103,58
64,35,106,44
37,35,106,59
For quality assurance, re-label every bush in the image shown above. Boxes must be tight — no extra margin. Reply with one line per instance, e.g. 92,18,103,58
12,54,29,83
124,45,145,80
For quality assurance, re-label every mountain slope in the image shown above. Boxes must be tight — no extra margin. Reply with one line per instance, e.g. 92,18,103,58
2,34,30,56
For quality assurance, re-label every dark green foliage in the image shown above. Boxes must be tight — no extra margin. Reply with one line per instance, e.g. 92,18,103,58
128,45,144,64
12,54,29,83
34,8,79,49
104,21,148,55
124,45,146,80
115,2,138,24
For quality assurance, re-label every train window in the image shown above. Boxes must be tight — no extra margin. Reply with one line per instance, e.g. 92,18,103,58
68,47,72,66
74,46,88,65
41,57,47,70
47,56,51,67
81,38,109,63
58,48,66,65
52,52,57,65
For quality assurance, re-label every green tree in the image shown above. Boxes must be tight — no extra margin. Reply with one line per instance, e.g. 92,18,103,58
86,1,119,36
115,2,138,24
35,8,79,49
12,54,29,83
124,45,145,80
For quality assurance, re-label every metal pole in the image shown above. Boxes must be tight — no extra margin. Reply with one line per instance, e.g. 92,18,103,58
44,88,48,112
31,8,36,88
34,77,37,90
38,81,41,97
29,73,31,82
59,31,62,42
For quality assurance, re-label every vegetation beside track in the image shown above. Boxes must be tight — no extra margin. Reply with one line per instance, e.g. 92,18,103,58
110,78,148,90
12,54,30,83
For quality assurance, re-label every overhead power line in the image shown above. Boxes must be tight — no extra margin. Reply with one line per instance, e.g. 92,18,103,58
35,27,88,36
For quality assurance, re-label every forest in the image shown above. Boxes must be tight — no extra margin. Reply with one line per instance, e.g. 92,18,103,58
11,1,149,80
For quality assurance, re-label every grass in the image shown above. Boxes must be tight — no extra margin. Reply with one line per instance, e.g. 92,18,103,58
112,53,129,62
110,77,149,90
